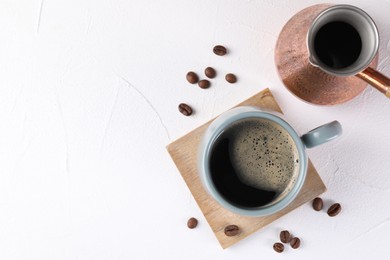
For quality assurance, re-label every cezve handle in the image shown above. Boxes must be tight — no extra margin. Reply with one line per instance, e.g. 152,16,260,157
357,67,390,98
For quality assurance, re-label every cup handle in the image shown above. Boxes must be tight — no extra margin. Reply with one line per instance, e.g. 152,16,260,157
356,67,390,99
301,121,342,149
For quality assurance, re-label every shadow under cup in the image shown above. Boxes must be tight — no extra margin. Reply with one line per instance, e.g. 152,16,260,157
200,109,308,216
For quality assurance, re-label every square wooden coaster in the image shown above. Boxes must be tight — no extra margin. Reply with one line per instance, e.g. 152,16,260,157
167,89,326,249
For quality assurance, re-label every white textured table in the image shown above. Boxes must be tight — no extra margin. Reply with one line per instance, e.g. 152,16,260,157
0,0,389,259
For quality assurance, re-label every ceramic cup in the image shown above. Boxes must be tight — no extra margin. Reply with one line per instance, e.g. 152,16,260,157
198,106,342,216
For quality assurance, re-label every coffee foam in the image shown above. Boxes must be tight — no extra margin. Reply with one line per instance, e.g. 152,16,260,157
227,118,300,196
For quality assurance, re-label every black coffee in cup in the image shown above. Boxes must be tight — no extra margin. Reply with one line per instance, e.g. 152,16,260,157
314,21,362,68
209,118,300,208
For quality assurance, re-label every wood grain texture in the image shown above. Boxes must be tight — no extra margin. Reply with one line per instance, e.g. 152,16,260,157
167,89,326,249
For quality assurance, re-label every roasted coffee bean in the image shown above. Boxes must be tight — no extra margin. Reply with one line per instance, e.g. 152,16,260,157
198,79,210,89
280,230,291,243
327,203,342,217
205,67,216,78
273,242,284,253
312,197,323,211
224,225,239,236
186,71,199,84
213,45,227,56
225,73,237,83
178,103,193,116
290,237,301,249
187,217,198,229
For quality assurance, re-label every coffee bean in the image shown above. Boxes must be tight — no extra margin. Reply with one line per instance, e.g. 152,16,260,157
327,203,342,217
205,67,216,78
198,79,210,89
224,225,239,236
213,45,227,56
186,71,199,84
187,217,198,229
178,103,193,116
312,197,323,211
273,242,284,253
225,73,237,83
280,230,291,243
290,237,301,249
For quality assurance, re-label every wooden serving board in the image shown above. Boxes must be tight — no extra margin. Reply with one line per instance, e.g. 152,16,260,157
167,89,326,249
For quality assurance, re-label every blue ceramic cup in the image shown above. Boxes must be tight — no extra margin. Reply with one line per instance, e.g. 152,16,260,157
198,106,342,217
